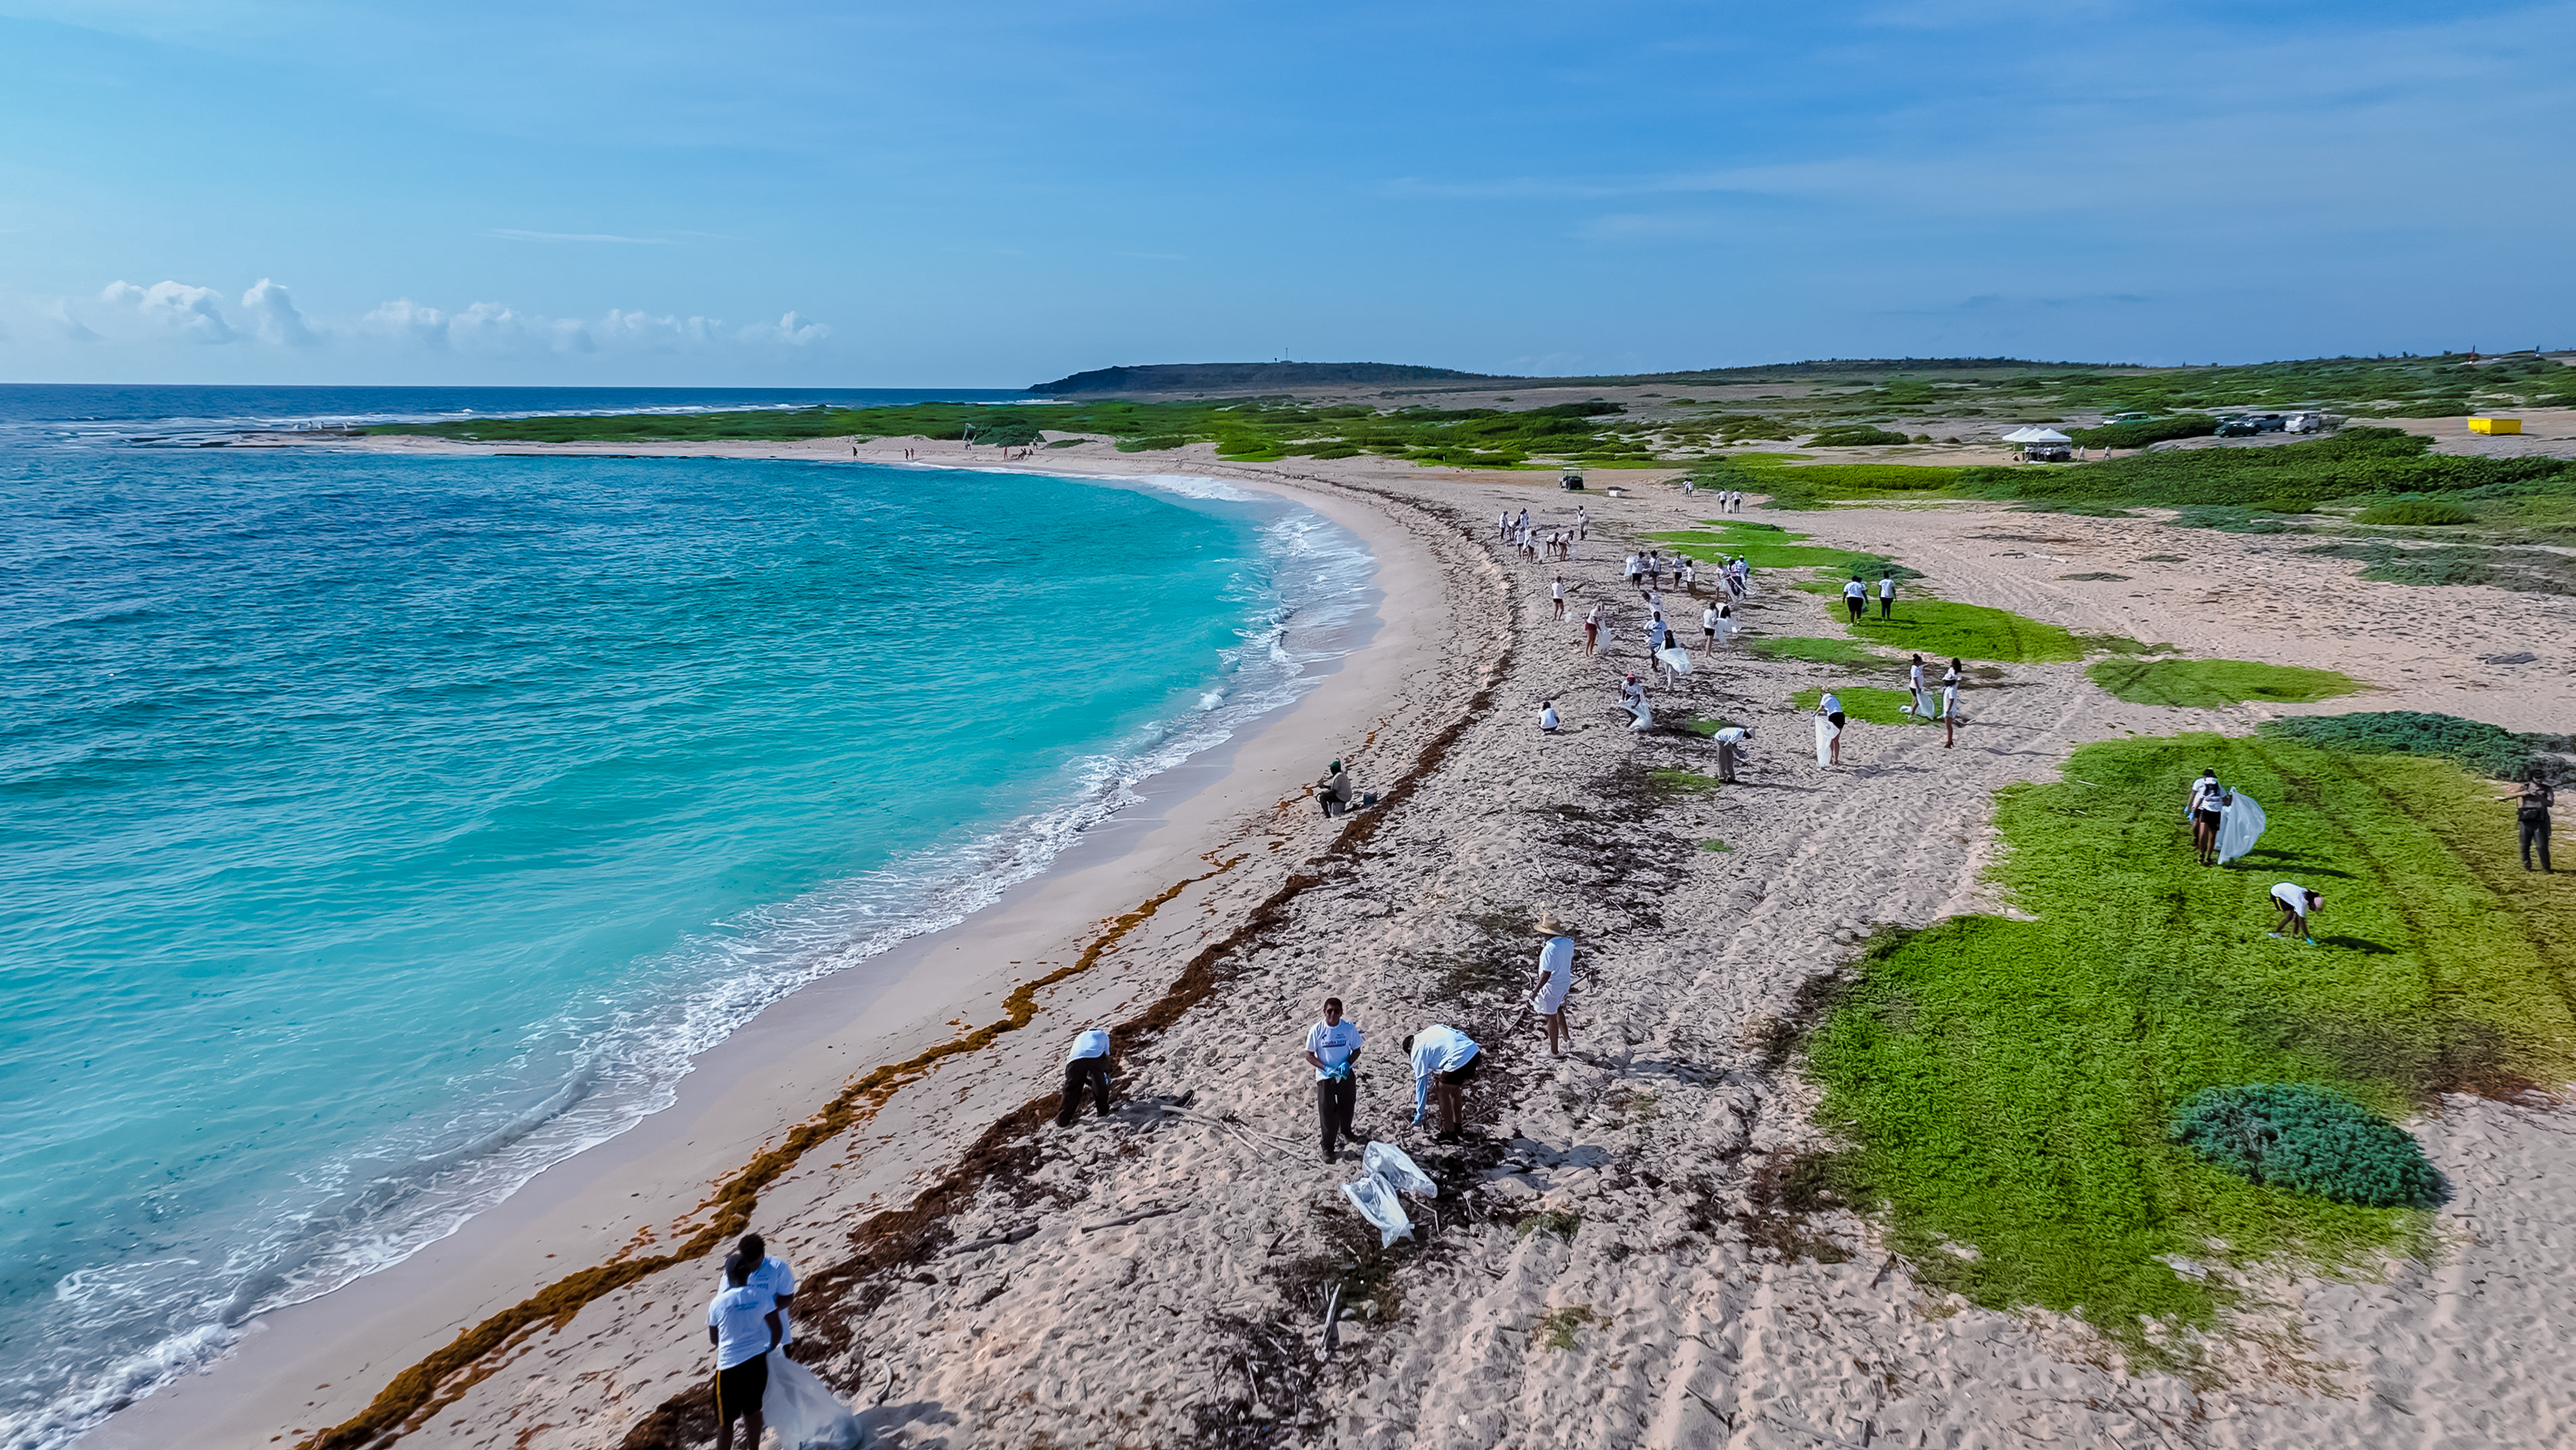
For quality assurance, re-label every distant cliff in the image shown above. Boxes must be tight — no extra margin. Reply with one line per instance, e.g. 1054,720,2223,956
1029,362,1503,395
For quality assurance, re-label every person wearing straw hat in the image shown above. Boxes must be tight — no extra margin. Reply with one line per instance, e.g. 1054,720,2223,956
1529,912,1576,1058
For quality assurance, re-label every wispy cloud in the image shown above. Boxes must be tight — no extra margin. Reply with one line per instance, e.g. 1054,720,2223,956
239,278,319,345
483,229,677,244
99,280,235,343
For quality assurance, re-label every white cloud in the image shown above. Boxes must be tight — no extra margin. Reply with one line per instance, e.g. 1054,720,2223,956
46,300,101,343
240,278,319,345
739,310,828,347
99,279,235,342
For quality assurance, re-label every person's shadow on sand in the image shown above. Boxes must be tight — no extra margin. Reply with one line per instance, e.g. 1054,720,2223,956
856,1397,961,1448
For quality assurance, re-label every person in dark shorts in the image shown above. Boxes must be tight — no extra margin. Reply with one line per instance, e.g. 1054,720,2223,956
1056,1026,1113,1126
2506,767,2555,871
2268,882,2324,944
1843,575,1867,623
1405,1025,1482,1139
1303,997,1365,1161
2187,769,2226,866
706,1252,781,1450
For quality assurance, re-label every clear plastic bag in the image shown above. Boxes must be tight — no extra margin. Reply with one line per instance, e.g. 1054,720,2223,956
1362,1141,1438,1198
1340,1173,1414,1247
763,1349,864,1450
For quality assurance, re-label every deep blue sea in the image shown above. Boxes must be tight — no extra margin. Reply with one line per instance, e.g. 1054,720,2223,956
0,386,1372,1449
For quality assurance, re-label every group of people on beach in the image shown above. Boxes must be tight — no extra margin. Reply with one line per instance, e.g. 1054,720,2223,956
1053,912,1580,1160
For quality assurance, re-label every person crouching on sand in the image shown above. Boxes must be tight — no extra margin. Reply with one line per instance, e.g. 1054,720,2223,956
1056,1025,1112,1126
707,1252,782,1450
1304,996,1365,1161
1529,913,1575,1058
1405,1025,1481,1140
1539,700,1559,733
2269,883,2323,944
1317,759,1355,817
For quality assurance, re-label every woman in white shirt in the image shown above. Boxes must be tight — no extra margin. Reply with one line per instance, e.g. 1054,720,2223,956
1529,913,1575,1058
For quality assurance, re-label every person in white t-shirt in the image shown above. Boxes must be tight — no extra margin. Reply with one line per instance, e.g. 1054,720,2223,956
1303,997,1366,1161
1878,571,1896,619
1529,913,1576,1058
733,1233,796,1345
706,1253,782,1450
1550,573,1568,620
1405,1025,1481,1138
2269,883,2323,943
1712,724,1753,783
1056,1026,1112,1126
1842,575,1868,623
1538,700,1560,733
2187,770,2228,866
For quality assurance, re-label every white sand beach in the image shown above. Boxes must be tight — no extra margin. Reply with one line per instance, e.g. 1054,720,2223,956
99,434,2576,1450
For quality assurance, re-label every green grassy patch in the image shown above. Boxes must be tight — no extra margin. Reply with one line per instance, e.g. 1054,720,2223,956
1956,426,2576,513
2138,554,2187,563
2355,499,2477,526
1648,767,1723,794
1644,522,1908,579
2088,658,2363,709
1834,598,2087,663
1792,685,1924,726
2059,572,2133,581
1698,839,1734,853
1516,1209,1582,1241
1805,731,2576,1352
2300,540,2576,595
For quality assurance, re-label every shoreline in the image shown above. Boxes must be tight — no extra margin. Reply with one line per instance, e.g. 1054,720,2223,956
90,457,1466,1450
88,431,2576,1450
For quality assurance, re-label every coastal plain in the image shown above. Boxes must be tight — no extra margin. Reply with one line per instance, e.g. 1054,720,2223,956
106,422,2576,1450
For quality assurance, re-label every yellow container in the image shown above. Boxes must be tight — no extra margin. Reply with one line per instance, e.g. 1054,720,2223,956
2468,416,2522,435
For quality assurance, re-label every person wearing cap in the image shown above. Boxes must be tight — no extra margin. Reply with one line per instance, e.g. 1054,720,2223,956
2269,883,2323,945
1317,760,1355,817
1303,996,1366,1162
2187,769,2227,866
1056,1025,1113,1126
1404,1025,1482,1139
1529,913,1575,1058
706,1251,781,1450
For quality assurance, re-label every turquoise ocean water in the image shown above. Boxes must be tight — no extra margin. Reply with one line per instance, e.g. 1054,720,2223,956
0,387,1372,1448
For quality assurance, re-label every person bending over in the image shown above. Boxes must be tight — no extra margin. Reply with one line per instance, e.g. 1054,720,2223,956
2269,882,2323,944
1056,1026,1113,1126
1405,1025,1481,1140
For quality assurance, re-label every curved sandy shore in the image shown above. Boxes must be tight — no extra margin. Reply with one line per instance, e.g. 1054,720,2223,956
96,434,2576,1450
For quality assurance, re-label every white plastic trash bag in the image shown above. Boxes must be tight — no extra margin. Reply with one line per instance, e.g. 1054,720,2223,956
1656,646,1695,676
1340,1172,1414,1247
1362,1141,1438,1198
2216,792,2267,865
762,1350,864,1450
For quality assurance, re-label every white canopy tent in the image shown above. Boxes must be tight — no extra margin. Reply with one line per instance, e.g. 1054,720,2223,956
2001,426,2074,444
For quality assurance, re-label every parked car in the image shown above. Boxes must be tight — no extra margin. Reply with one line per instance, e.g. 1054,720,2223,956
2099,411,2160,428
2215,416,2266,437
1559,469,1586,490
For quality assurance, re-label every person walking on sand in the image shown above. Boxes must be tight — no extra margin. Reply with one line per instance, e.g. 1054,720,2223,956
2269,882,2324,944
1583,602,1603,655
1529,913,1575,1057
2505,766,2555,871
1699,724,1745,784
1878,570,1896,619
1056,1025,1113,1126
1701,600,1721,652
1405,1024,1482,1138
1575,505,1589,541
1318,759,1355,817
1304,997,1365,1161
1941,657,1962,747
1843,575,1867,623
707,1253,782,1450
1539,700,1560,733
1645,611,1668,655
2188,769,2228,866
1817,690,1846,767
1551,573,1568,620
1623,552,1642,590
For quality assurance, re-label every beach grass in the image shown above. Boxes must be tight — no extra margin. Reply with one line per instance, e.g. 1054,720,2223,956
2088,658,2364,709
1791,685,1923,726
1645,522,1911,580
1803,730,2576,1353
1835,598,2087,664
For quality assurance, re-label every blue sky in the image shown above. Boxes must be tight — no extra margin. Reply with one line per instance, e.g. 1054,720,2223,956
1,0,2569,385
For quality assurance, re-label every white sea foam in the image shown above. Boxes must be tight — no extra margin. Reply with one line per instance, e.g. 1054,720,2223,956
32,472,1375,1450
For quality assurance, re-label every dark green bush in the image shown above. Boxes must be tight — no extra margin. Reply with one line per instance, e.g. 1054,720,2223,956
2258,709,2572,781
2356,499,2477,525
2068,416,2218,448
1958,426,2572,512
2170,1085,2441,1208
1807,425,1914,447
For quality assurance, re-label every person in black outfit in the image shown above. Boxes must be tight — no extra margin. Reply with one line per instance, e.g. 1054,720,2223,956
2508,768,2556,871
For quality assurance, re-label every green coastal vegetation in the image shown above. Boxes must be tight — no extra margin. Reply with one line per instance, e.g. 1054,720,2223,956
2087,658,2363,708
1802,721,2576,1354
1790,685,1921,726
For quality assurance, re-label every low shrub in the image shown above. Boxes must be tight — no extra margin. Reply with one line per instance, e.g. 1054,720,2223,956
2169,1085,2441,1208
2068,416,2219,448
1807,425,1914,448
2356,499,2477,526
2258,710,2572,781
